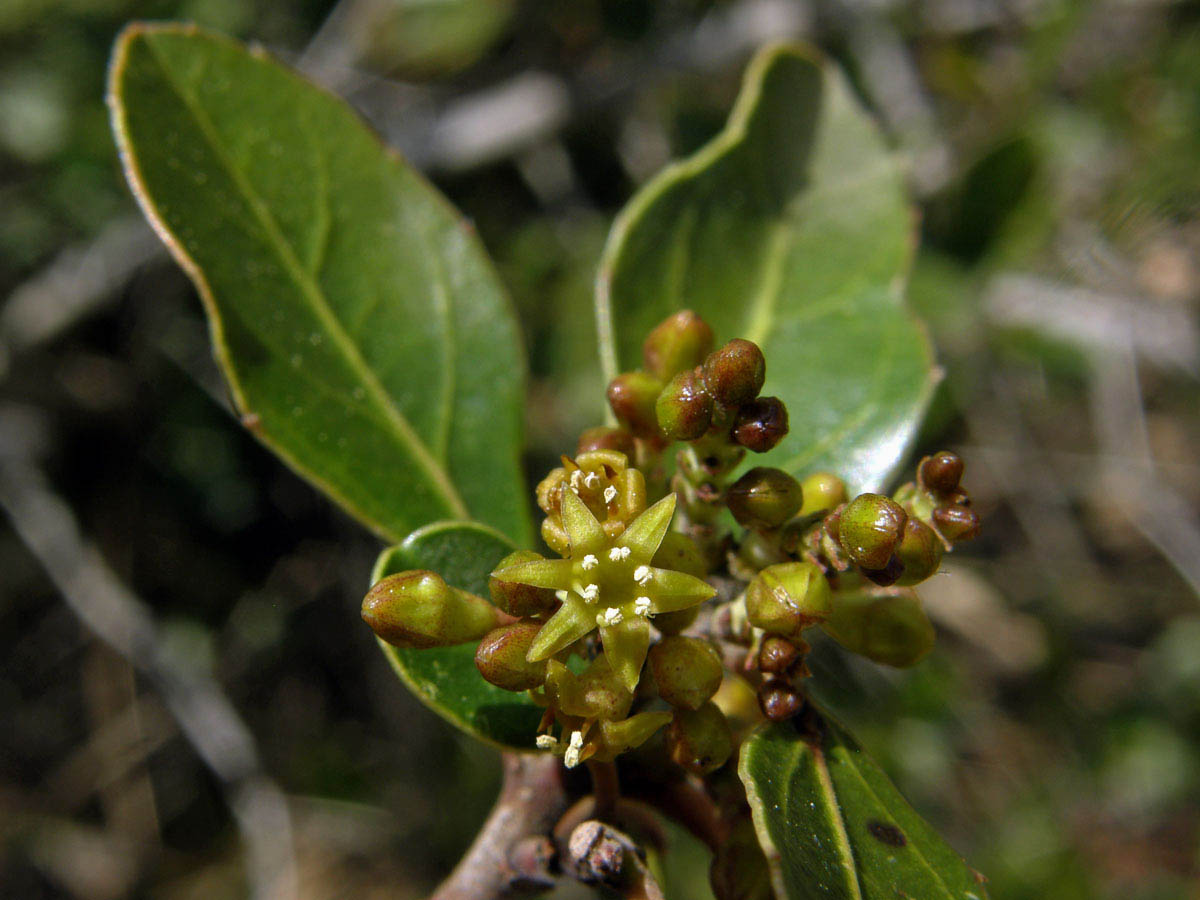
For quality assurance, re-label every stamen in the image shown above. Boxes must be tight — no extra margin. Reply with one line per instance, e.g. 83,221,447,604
581,554,599,571
603,485,618,504
584,471,600,488
633,565,652,585
634,596,651,616
564,731,584,768
608,546,631,561
579,583,600,603
535,734,558,750
601,607,624,626
570,470,583,488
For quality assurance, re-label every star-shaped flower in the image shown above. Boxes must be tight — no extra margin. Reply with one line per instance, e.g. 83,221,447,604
491,490,715,691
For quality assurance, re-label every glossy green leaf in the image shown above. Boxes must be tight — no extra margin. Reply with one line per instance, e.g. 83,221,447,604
109,24,531,545
372,521,543,750
597,44,936,493
739,706,989,900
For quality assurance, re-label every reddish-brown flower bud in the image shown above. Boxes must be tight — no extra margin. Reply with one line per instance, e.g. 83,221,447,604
576,426,635,457
666,702,733,774
731,397,789,453
475,621,547,691
757,680,803,722
607,371,663,438
642,310,714,381
702,338,766,407
919,451,964,495
933,504,980,542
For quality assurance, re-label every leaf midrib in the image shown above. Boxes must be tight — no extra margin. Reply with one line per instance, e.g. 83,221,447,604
140,36,469,519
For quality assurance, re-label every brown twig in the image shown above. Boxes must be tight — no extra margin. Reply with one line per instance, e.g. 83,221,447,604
430,752,567,900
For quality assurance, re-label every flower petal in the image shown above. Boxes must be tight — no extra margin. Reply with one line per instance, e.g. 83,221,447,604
647,569,716,614
528,598,596,661
601,617,650,692
492,558,575,591
619,493,677,561
560,488,607,556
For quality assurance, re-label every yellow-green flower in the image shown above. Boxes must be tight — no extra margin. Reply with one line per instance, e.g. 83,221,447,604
491,490,715,691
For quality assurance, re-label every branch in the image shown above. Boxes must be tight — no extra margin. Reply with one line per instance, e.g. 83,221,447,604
430,752,568,900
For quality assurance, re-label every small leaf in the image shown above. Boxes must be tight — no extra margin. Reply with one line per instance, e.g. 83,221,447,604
739,705,989,899
597,44,936,493
109,24,531,545
373,521,543,750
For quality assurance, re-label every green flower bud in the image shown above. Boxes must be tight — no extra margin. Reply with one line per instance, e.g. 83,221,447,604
726,467,803,529
666,701,733,774
362,570,506,649
652,530,708,579
475,621,548,691
656,369,714,440
744,561,832,638
649,636,724,710
489,550,559,617
798,471,847,516
919,451,964,495
838,493,908,570
731,397,788,453
757,636,804,676
649,532,707,635
607,371,664,438
757,679,803,722
821,588,935,668
702,338,766,407
642,310,714,381
933,504,980,543
894,518,943,586
577,426,636,457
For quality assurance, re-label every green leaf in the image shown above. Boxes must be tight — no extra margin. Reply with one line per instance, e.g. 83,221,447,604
597,44,936,493
739,706,989,900
109,24,531,545
372,521,543,750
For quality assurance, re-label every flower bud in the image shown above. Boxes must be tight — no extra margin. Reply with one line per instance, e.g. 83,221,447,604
576,426,635,457
607,371,663,438
649,636,724,710
489,550,559,617
744,561,832,638
666,702,733,774
702,338,766,407
726,467,803,529
919,451,964,495
656,369,714,440
798,471,847,516
894,518,943,586
363,570,506,649
757,636,804,676
861,556,903,587
838,493,908,570
821,588,935,668
731,397,789,453
642,310,714,381
757,680,803,722
475,621,547,691
933,505,980,543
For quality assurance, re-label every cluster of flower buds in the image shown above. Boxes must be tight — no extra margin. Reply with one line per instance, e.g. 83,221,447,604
606,311,789,454
362,310,980,770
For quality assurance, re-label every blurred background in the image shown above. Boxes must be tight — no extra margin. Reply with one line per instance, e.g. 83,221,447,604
1,0,1198,897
